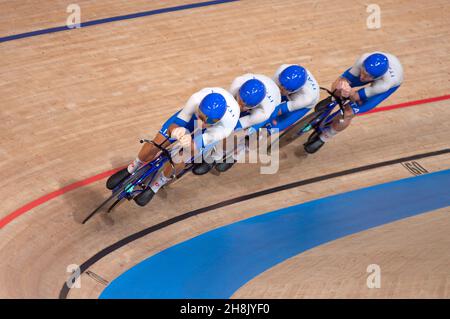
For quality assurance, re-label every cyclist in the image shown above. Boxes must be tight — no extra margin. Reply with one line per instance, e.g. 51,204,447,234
265,64,320,132
304,52,403,153
106,88,240,206
213,65,320,174
194,73,281,174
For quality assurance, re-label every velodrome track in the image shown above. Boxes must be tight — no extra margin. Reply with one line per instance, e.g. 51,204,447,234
0,0,449,298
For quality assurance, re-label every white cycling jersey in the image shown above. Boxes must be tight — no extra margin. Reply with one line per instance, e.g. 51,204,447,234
274,64,320,111
229,73,281,129
346,52,403,99
177,87,240,146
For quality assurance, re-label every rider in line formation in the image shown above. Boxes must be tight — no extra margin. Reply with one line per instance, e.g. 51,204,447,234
270,63,320,130
191,73,281,175
304,52,403,153
207,64,321,173
106,51,403,206
107,87,240,206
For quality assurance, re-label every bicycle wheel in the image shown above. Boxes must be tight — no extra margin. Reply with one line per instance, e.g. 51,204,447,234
81,164,155,224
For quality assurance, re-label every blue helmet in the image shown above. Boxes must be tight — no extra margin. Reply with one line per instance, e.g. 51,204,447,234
279,65,307,92
363,53,389,78
198,93,227,125
239,79,266,107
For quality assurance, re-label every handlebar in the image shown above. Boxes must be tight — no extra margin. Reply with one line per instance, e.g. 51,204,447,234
140,137,175,166
319,87,350,114
139,133,198,174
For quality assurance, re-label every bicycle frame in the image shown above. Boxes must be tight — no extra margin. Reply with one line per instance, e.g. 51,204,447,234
83,132,207,223
266,88,357,153
317,103,360,136
113,137,200,202
115,155,170,201
297,89,357,135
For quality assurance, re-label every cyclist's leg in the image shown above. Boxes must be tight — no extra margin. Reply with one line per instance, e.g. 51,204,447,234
214,129,249,173
135,120,199,206
197,124,253,175
136,142,194,206
215,106,307,173
107,112,181,190
193,143,226,175
217,105,309,171
304,103,354,154
215,108,312,171
138,133,171,162
146,115,197,192
138,111,187,162
197,107,314,174
305,86,400,153
329,85,400,132
135,156,184,206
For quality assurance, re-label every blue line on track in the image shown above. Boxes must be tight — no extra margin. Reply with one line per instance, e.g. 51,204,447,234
0,0,239,43
100,169,450,299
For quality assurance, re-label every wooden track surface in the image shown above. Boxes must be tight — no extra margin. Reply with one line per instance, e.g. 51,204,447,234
0,0,205,35
233,207,450,299
0,0,449,298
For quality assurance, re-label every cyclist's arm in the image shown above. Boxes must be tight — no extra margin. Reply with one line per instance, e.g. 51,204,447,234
286,87,318,113
333,53,370,94
196,104,239,150
168,90,204,136
239,106,270,129
202,124,231,147
358,80,392,102
333,58,359,89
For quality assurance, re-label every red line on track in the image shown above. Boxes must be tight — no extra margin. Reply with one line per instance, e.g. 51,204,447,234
1,94,450,229
360,94,450,115
0,167,125,228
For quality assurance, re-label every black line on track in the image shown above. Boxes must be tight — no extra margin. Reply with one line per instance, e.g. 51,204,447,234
59,148,450,298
